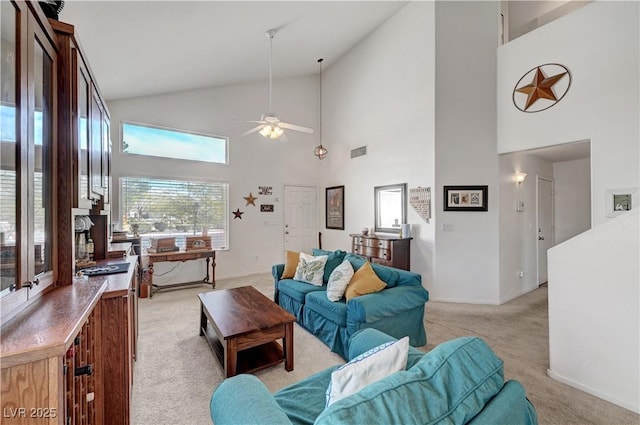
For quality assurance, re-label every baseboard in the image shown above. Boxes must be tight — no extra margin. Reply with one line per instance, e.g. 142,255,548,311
430,286,540,305
428,296,500,305
498,285,540,304
547,368,640,414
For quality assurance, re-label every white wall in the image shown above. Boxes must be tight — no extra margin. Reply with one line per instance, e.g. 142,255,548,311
553,158,591,244
498,152,553,302
497,1,640,227
320,2,436,287
434,1,501,304
498,1,640,412
108,76,320,280
548,209,640,414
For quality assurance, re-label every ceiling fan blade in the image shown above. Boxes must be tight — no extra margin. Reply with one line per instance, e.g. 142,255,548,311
279,122,314,134
233,119,266,124
241,125,264,137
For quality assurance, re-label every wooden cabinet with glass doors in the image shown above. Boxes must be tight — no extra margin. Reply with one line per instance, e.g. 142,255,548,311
0,0,57,316
51,19,112,280
50,18,112,213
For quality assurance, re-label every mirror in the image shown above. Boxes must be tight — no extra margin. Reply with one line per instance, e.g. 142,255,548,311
374,183,407,234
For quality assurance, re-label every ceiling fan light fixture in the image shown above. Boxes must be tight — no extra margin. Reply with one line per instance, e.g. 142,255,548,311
237,30,313,140
270,126,283,139
259,125,273,137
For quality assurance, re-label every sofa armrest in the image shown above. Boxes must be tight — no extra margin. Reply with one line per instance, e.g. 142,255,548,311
272,263,284,281
211,374,293,425
467,380,538,425
347,328,398,359
272,264,284,302
347,285,429,324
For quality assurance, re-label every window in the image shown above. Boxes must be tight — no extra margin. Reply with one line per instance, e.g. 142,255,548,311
121,122,227,164
120,177,229,251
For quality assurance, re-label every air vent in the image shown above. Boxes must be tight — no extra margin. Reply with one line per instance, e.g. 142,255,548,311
350,145,367,158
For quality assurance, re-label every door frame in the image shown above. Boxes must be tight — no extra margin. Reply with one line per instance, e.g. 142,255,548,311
536,176,554,286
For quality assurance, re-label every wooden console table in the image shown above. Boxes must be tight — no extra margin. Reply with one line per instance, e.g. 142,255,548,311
147,249,215,297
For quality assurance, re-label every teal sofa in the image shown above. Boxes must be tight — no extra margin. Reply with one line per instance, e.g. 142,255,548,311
211,328,538,425
272,250,429,359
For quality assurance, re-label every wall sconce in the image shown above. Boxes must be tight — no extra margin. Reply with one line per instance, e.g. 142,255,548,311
515,172,528,185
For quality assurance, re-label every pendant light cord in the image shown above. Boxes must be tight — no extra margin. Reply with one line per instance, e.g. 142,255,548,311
318,58,323,144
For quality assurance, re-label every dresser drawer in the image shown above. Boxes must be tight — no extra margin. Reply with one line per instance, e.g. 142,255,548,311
361,246,390,260
353,236,365,246
357,238,390,249
351,245,390,260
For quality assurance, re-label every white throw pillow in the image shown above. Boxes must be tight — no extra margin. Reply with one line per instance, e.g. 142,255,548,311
326,259,354,302
325,336,409,407
293,252,329,286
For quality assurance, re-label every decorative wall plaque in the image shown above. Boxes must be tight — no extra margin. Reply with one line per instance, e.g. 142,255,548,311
512,63,571,113
409,187,431,223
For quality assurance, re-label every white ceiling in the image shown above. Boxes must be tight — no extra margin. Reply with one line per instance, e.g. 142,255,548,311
60,1,407,101
522,140,591,163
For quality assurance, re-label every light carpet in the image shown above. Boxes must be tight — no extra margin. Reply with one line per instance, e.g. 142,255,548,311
131,273,639,425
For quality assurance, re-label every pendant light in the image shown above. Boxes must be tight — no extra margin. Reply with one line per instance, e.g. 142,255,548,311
314,58,328,160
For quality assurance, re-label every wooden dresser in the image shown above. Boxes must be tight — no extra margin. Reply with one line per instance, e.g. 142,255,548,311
350,234,413,270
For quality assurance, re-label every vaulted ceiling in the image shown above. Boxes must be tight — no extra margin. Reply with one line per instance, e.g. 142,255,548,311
60,1,407,101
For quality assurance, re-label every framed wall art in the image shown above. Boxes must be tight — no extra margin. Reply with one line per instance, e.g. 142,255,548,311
326,185,345,230
443,186,488,212
606,187,638,218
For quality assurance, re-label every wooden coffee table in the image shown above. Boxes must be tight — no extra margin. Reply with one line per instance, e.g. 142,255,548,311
198,286,296,377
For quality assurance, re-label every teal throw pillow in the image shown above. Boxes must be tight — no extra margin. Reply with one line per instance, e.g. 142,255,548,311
312,249,346,283
344,253,399,287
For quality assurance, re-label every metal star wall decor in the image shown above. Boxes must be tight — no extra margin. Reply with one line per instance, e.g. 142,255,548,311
233,208,244,219
512,63,571,113
243,192,257,206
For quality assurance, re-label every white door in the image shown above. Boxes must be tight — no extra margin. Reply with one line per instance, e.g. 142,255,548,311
537,177,554,285
284,186,317,252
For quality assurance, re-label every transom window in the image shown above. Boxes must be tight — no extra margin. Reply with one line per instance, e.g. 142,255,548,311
121,121,227,164
120,177,229,251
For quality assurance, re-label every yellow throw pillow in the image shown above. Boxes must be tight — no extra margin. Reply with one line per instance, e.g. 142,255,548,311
282,251,300,279
345,261,387,301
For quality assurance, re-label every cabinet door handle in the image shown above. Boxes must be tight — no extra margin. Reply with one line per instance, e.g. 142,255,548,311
23,278,40,289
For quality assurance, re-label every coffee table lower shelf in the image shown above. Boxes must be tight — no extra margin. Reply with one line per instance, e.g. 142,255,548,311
201,325,286,376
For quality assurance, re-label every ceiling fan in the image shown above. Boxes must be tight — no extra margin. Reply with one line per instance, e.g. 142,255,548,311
237,30,314,140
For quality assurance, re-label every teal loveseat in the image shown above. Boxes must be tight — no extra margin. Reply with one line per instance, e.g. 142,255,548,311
211,328,538,425
272,250,429,358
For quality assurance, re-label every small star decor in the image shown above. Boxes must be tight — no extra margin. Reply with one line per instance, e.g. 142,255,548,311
243,192,258,206
232,208,244,219
512,63,571,113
